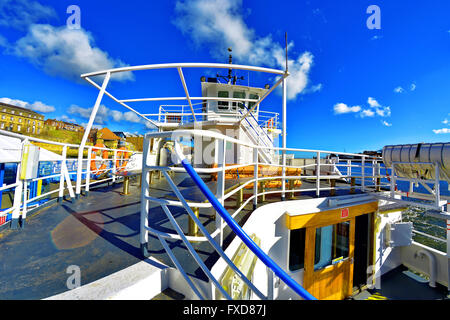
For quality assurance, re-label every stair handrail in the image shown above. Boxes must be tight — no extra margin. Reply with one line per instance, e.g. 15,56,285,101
239,104,273,144
172,140,317,300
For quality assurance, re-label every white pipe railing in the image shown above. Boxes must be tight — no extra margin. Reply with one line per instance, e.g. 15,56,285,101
140,129,384,244
0,129,140,227
140,129,449,250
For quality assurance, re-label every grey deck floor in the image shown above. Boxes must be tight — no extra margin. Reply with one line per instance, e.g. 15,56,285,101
0,174,360,300
352,266,449,300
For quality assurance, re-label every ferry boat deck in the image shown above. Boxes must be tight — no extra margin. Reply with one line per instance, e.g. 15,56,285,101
1,174,447,300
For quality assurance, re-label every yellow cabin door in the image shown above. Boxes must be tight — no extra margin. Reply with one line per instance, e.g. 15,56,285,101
303,218,355,300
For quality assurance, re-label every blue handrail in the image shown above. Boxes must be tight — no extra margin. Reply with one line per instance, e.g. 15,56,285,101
180,158,317,300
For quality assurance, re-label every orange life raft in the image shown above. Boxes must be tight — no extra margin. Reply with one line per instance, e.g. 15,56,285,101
211,164,302,189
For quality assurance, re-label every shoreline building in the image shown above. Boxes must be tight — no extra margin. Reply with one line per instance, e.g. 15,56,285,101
0,102,45,134
45,119,84,132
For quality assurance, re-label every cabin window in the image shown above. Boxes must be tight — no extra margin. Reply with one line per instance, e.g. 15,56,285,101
217,91,229,110
314,221,350,271
232,91,246,110
289,228,321,271
289,228,306,271
248,93,259,111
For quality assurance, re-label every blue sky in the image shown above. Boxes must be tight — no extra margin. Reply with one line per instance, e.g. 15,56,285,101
0,0,449,152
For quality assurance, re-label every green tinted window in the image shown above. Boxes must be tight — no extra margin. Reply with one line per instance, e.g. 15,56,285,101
218,91,229,110
248,93,259,110
232,91,246,110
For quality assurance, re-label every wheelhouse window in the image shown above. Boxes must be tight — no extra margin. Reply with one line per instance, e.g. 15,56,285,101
217,91,229,110
232,91,246,110
314,221,350,271
248,93,259,111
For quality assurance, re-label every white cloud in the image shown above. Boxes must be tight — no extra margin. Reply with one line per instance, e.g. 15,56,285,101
0,97,55,113
70,104,156,130
173,0,319,100
442,119,449,125
80,122,103,130
410,83,416,91
367,97,380,108
68,104,110,124
333,103,361,114
367,97,391,117
360,109,375,117
58,115,77,123
8,24,134,83
375,106,391,117
0,0,57,30
381,120,392,127
111,110,123,122
433,128,450,134
334,97,391,118
110,110,143,123
394,86,404,93
371,35,382,40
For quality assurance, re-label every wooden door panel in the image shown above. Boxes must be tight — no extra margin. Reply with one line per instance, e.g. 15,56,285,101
305,218,355,300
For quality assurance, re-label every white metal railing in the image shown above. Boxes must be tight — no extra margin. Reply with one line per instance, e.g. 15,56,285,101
138,104,280,131
139,129,388,299
139,129,450,299
0,129,139,228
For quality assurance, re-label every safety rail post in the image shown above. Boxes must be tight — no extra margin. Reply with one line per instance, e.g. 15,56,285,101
435,162,441,207
253,145,258,210
372,160,376,185
361,157,365,192
76,72,111,198
188,207,200,237
347,159,351,178
85,146,92,195
316,152,320,197
376,161,381,192
267,267,274,300
215,138,225,247
58,145,68,202
390,165,396,198
140,136,151,257
21,178,28,228
10,141,25,229
112,150,117,184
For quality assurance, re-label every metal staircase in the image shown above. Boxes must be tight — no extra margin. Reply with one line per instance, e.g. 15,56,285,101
238,109,274,164
140,136,316,300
